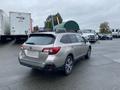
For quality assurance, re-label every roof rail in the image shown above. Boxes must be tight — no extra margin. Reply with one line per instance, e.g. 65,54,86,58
32,28,79,34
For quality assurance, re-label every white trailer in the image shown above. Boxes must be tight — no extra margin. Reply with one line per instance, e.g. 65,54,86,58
112,29,120,38
0,9,10,41
9,12,32,40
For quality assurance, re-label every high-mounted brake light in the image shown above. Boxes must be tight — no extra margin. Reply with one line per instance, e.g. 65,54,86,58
42,47,61,55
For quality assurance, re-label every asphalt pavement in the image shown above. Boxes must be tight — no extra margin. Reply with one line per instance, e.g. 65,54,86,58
0,39,120,90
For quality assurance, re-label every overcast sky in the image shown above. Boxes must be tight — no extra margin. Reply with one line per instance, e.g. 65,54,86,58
0,0,120,30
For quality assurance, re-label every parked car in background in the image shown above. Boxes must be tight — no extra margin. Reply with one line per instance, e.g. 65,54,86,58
111,29,120,38
18,32,91,75
80,29,98,43
99,33,113,40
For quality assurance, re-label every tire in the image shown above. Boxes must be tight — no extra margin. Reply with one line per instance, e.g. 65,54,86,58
63,55,74,75
85,48,91,59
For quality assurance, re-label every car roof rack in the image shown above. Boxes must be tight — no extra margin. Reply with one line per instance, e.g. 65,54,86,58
32,28,79,34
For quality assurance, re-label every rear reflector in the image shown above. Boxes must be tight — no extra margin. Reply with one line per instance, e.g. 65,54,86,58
42,47,61,55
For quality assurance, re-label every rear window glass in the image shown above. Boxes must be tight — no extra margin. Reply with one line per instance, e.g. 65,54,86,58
25,34,55,45
60,34,79,44
60,35,71,44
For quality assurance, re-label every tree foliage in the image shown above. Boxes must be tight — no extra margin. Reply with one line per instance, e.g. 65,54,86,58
99,22,111,34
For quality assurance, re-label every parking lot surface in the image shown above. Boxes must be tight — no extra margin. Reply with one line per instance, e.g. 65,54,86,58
0,39,120,90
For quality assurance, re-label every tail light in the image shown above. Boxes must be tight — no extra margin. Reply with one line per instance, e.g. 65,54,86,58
42,47,61,55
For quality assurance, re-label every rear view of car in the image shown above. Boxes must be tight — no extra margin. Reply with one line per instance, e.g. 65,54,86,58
99,33,113,40
19,33,58,70
18,32,91,75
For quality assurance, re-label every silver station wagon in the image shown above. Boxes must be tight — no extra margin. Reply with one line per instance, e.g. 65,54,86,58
18,32,91,75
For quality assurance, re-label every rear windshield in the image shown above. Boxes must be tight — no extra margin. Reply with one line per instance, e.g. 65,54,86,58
25,34,55,45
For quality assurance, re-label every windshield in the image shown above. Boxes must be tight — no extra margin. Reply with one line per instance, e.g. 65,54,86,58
25,34,55,45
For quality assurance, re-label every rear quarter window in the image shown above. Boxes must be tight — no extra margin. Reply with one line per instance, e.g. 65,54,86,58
69,34,79,43
76,34,85,42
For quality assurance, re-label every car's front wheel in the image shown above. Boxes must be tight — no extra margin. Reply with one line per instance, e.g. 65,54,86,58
63,55,74,75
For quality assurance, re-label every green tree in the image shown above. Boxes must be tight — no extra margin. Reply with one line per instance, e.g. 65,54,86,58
99,22,111,34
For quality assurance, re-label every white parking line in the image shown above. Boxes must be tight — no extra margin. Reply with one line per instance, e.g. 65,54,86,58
113,59,120,63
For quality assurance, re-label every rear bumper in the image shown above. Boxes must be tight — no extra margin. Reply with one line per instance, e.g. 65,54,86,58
88,38,96,42
19,57,45,68
88,39,96,41
18,55,65,71
19,60,60,71
112,35,120,38
100,36,112,40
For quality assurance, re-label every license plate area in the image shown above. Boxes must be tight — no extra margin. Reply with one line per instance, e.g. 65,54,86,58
25,50,39,58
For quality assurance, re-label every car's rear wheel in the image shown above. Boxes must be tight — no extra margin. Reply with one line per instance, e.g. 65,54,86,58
85,48,91,59
63,55,74,75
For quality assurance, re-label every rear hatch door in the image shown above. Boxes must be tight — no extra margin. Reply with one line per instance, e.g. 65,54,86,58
23,34,55,61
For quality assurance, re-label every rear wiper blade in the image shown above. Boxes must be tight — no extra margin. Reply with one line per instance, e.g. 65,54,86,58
26,42,35,45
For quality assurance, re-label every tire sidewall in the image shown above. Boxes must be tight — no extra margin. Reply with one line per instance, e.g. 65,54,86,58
64,55,73,75
86,48,91,59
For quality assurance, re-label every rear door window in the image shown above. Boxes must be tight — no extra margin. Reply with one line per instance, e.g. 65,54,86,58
60,35,71,44
60,34,79,44
25,34,55,45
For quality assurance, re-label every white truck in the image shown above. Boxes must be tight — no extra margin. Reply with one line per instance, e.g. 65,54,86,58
80,29,98,43
0,9,10,41
9,12,32,41
112,29,120,38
